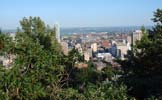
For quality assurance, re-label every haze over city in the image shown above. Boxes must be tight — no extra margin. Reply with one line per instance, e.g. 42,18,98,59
1,0,162,29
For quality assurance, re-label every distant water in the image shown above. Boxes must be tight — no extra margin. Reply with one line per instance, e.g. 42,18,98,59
2,26,152,35
61,26,152,35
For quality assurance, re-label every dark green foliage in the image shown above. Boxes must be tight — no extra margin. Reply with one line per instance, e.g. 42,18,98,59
0,17,64,99
0,29,2,34
84,80,132,100
69,66,102,90
0,33,14,54
102,66,117,80
119,9,162,99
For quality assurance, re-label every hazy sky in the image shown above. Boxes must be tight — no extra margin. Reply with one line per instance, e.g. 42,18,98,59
1,0,162,29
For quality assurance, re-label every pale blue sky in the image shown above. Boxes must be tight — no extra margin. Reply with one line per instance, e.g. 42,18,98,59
1,0,162,29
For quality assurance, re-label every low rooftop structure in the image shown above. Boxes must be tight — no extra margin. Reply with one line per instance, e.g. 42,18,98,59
74,62,88,69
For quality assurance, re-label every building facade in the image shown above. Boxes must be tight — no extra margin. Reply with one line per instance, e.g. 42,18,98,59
54,23,61,43
91,43,97,52
132,30,143,45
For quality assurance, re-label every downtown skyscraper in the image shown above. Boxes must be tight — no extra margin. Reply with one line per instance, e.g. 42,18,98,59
54,23,60,43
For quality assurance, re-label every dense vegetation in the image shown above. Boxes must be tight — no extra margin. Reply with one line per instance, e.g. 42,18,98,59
0,9,162,100
119,9,162,100
0,17,129,100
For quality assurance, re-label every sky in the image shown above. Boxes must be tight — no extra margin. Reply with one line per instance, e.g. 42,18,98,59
1,0,162,29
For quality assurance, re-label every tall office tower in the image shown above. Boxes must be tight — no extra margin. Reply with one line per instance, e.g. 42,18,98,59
54,23,61,43
132,30,143,45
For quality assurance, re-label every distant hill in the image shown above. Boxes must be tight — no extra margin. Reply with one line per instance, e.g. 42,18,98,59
2,29,17,33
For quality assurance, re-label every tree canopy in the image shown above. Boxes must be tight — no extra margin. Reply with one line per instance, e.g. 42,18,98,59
119,9,162,99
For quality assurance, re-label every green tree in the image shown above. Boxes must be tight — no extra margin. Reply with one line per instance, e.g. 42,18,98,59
84,80,133,100
0,17,65,99
119,9,162,99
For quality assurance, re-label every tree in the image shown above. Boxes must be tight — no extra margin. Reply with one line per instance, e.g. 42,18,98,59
119,9,162,99
0,17,65,99
84,80,133,100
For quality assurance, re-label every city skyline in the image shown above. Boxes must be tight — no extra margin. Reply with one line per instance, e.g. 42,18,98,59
1,0,162,29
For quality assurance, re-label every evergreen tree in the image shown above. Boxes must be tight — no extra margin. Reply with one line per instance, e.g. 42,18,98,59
120,9,162,99
0,17,65,99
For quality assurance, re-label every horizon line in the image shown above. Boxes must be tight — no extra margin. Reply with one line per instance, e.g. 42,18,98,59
1,25,154,30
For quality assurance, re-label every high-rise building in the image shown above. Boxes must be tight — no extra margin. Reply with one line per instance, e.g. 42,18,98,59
132,30,143,45
54,23,60,43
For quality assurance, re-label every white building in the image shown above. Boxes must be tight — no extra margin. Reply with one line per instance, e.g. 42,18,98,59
127,35,132,44
110,42,131,60
54,23,61,43
84,49,92,62
116,43,130,60
104,53,113,62
91,43,97,52
75,43,83,54
97,53,112,62
132,30,143,45
84,52,90,61
97,53,105,59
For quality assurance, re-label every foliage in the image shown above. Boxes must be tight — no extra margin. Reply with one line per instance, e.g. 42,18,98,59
84,80,133,100
69,66,102,90
119,9,162,99
0,33,14,55
0,17,65,99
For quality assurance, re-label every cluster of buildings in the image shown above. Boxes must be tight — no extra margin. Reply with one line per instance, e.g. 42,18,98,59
60,29,143,69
